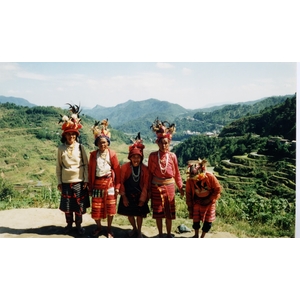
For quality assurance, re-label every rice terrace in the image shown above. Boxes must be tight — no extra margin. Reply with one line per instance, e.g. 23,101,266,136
0,93,296,238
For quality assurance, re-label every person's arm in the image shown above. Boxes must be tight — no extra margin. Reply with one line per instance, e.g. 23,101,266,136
208,173,222,203
80,144,89,188
56,147,63,191
110,150,121,192
139,164,150,205
171,153,184,196
88,151,95,194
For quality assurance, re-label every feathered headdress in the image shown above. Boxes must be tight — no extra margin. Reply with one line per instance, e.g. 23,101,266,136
186,158,208,180
128,132,145,159
91,118,111,146
150,117,176,142
58,103,82,135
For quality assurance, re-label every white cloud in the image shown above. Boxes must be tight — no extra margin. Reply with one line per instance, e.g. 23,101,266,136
0,62,20,80
156,62,174,69
0,62,19,71
182,67,192,75
16,71,48,81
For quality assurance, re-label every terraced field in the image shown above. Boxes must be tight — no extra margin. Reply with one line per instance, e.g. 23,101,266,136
214,152,296,201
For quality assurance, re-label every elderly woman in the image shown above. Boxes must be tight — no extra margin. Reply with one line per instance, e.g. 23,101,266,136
88,119,121,238
185,159,221,238
117,133,150,238
56,104,89,235
148,118,184,238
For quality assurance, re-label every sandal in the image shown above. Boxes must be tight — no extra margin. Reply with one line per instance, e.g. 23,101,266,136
107,232,114,238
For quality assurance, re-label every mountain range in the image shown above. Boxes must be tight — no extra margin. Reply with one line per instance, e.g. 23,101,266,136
0,96,36,107
0,94,295,138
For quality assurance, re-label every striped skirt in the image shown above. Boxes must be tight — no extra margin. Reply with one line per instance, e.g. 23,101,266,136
192,202,216,223
91,177,116,220
151,177,176,219
59,182,87,215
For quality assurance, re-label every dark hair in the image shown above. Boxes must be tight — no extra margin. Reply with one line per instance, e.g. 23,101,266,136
95,135,110,146
60,134,79,143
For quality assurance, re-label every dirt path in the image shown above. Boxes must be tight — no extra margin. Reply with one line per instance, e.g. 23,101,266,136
0,208,237,238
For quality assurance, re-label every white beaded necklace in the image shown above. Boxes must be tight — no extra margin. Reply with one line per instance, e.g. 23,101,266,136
131,165,140,182
66,142,75,158
158,151,169,175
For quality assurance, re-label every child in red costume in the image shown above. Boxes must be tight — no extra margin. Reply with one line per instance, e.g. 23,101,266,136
185,159,221,238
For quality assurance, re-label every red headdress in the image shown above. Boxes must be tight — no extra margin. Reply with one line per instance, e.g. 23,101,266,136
91,118,111,146
150,117,176,143
186,158,208,180
128,132,145,159
59,103,82,136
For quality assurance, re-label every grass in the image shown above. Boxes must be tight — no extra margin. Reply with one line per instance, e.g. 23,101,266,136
1,138,296,238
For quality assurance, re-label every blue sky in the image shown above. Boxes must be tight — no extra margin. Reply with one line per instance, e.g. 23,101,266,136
0,62,296,109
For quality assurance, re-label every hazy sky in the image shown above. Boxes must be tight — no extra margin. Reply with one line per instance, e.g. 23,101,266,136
0,62,296,109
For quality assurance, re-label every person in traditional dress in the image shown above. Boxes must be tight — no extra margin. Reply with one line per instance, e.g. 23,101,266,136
148,118,184,238
56,104,89,235
117,133,150,238
185,159,221,238
88,119,121,238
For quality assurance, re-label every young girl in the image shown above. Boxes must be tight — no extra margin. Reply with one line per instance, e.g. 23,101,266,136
185,159,221,238
117,133,150,238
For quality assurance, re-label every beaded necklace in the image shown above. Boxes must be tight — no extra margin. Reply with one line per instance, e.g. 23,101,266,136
66,143,75,158
158,151,169,175
131,165,140,182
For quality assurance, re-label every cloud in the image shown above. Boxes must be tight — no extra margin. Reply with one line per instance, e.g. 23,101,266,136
0,62,20,80
0,62,19,71
16,71,48,81
0,63,49,82
156,62,174,69
182,67,192,75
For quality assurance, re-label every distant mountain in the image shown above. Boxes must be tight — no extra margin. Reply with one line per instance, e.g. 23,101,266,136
2,94,295,139
193,95,293,125
0,96,36,107
82,98,190,136
81,95,297,138
83,98,189,121
219,94,296,140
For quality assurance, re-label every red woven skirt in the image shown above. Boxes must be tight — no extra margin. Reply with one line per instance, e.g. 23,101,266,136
151,177,176,219
192,202,216,223
91,177,116,220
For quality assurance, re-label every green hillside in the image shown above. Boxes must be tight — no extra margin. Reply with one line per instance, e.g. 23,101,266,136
219,94,296,140
0,95,296,237
172,94,296,237
0,103,131,189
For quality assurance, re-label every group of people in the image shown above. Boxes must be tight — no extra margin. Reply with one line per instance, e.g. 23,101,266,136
56,105,221,238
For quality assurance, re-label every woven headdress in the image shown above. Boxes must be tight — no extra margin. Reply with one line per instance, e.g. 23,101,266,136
91,118,111,146
58,103,82,135
150,117,176,142
128,132,145,159
186,158,208,180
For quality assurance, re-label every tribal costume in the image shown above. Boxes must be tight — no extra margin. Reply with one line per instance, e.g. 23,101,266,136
56,104,89,232
186,172,221,231
117,162,150,217
89,148,121,220
148,150,183,219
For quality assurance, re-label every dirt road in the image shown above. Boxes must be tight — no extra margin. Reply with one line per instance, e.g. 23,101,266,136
0,208,237,238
